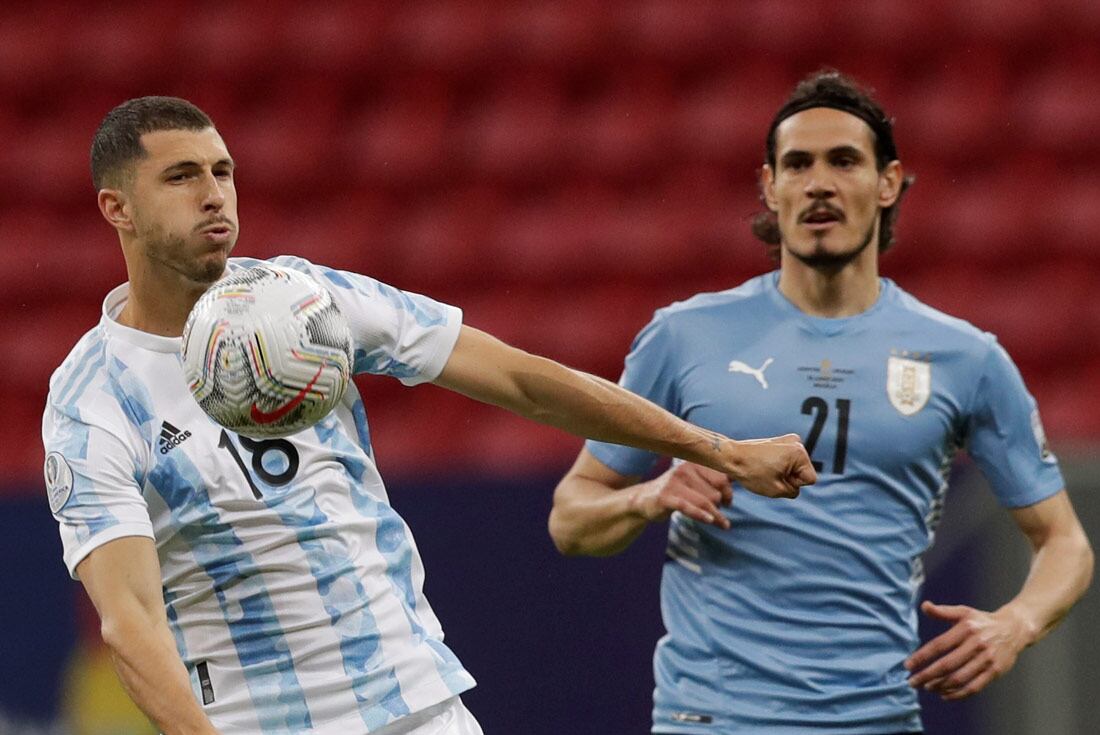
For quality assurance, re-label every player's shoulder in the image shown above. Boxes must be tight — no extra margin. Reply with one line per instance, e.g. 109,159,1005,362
887,280,996,352
45,323,123,423
48,323,108,398
653,272,775,326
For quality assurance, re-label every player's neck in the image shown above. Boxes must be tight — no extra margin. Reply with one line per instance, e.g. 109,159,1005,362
117,260,212,338
777,251,880,318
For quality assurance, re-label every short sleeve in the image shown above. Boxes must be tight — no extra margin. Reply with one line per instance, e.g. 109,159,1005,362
585,312,682,477
42,405,154,579
266,256,463,386
964,340,1065,508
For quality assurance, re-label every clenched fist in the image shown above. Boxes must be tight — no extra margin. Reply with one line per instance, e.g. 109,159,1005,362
726,433,817,499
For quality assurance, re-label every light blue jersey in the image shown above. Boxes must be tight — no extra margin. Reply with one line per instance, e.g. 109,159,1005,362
42,256,475,734
587,272,1063,734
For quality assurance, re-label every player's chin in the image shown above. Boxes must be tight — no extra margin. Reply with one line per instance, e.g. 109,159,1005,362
790,235,863,265
191,248,231,283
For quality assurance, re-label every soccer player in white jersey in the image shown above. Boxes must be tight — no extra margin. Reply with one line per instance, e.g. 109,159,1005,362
549,70,1094,734
41,97,819,735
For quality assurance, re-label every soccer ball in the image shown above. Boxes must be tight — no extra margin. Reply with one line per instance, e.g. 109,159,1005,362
182,264,353,439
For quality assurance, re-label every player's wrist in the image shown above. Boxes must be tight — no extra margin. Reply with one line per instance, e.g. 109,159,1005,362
996,603,1040,649
717,438,748,481
626,481,658,523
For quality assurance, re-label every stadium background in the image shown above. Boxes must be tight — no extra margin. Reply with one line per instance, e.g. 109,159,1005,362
1,1,1098,733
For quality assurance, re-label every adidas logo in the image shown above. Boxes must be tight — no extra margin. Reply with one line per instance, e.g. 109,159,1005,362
159,421,193,455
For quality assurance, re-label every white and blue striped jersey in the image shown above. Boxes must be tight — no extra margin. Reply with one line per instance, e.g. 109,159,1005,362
42,255,475,734
587,272,1064,734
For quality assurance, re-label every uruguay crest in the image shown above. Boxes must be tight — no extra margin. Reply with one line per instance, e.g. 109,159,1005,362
887,354,931,416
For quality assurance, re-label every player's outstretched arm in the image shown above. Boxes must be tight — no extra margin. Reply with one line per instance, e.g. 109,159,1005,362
435,325,816,495
905,489,1093,700
77,537,222,735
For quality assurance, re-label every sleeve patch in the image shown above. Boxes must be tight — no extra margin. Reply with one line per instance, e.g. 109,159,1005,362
44,452,75,513
1030,409,1054,462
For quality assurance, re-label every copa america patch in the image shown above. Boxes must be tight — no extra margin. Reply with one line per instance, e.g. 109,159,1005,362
887,355,931,416
1031,409,1054,462
44,452,74,513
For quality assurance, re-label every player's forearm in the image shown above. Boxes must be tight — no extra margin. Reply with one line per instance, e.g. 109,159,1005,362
1000,530,1094,646
494,354,736,474
550,477,651,556
100,612,219,735
437,326,745,473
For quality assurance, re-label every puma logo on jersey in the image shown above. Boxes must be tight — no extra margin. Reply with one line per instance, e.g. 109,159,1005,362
728,357,774,389
159,421,193,454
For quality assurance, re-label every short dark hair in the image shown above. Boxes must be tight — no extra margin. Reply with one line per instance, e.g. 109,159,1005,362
751,69,913,255
90,96,214,190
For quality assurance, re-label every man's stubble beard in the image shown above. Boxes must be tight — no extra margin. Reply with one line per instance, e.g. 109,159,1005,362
783,217,877,271
139,221,230,286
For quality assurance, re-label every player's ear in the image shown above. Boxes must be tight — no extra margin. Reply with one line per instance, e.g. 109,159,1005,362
878,160,903,208
761,165,778,212
98,188,135,233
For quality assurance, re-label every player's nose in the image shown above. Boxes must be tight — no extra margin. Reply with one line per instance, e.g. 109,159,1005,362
803,164,838,198
200,171,227,211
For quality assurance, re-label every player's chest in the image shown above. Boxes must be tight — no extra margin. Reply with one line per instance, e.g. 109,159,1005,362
141,379,359,513
679,339,963,475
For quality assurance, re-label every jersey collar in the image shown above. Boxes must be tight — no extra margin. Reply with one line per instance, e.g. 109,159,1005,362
101,282,183,354
765,271,896,336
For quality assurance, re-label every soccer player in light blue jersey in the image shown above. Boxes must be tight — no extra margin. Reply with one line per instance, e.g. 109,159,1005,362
42,97,818,735
549,70,1094,734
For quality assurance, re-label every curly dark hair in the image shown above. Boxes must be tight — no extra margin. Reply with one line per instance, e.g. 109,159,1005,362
91,96,214,190
751,69,913,257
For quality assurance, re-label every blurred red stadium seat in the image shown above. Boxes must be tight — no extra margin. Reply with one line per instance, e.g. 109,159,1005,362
386,0,495,72
1,209,124,303
385,187,503,288
901,264,1088,370
4,300,102,403
837,0,948,52
8,120,98,204
229,79,342,196
490,0,609,69
340,76,454,189
458,73,566,183
722,0,839,61
1032,366,1100,440
896,52,1010,164
612,0,726,61
173,0,288,81
564,69,673,179
0,7,70,94
276,1,388,77
1042,172,1100,258
239,194,398,278
66,2,185,84
945,0,1050,43
671,70,788,168
0,396,49,486
1014,47,1100,157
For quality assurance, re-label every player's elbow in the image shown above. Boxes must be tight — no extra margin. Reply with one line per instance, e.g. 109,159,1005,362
99,614,134,655
547,507,583,556
1079,534,1095,588
1064,521,1095,587
98,603,159,657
